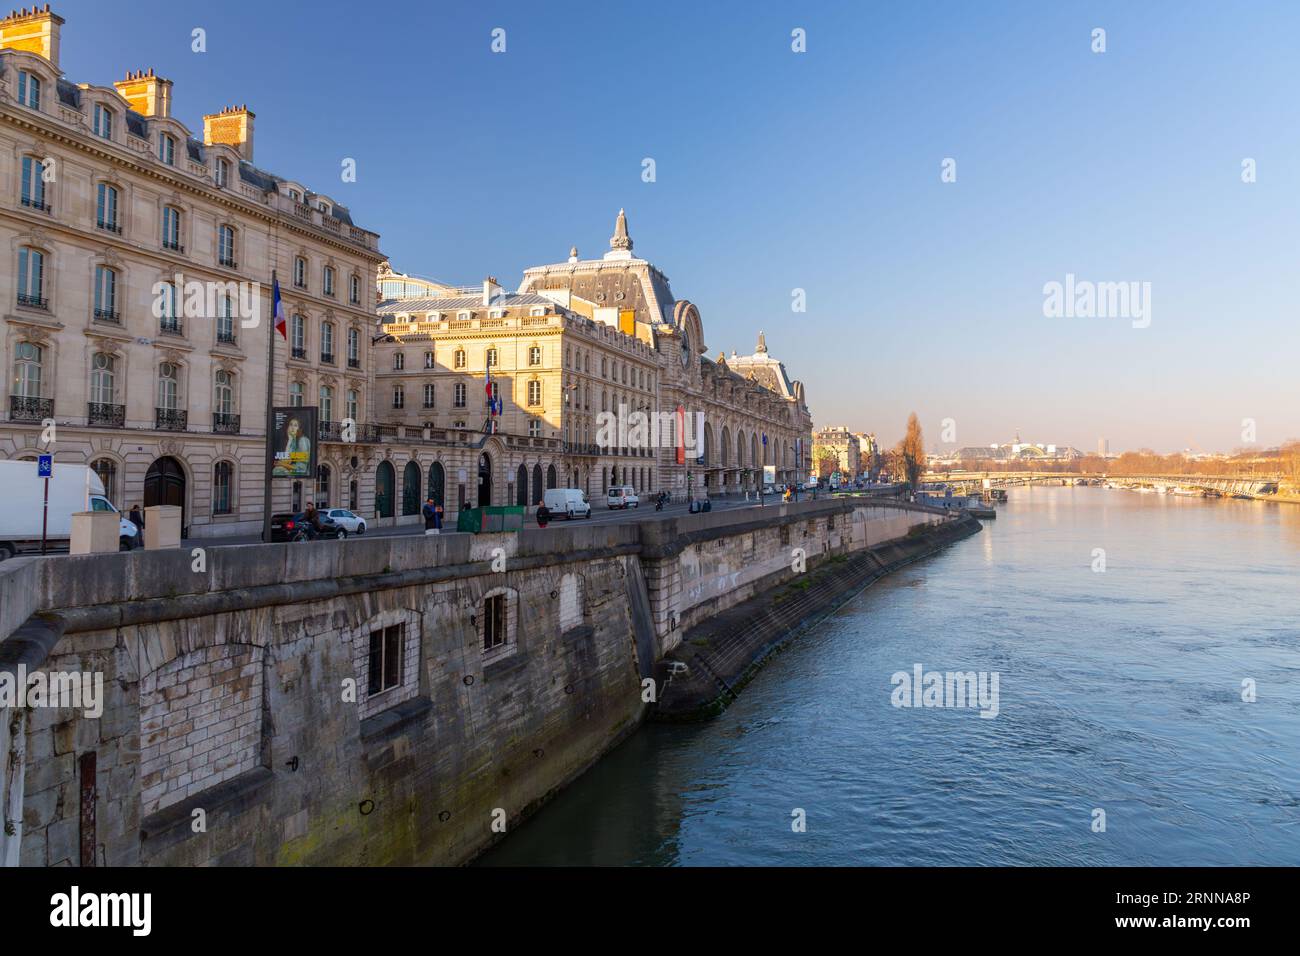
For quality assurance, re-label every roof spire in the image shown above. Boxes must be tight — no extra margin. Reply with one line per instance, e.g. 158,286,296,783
755,330,767,354
609,208,632,253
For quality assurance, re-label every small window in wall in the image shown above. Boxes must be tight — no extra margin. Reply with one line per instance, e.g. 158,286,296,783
367,624,404,697
483,594,507,652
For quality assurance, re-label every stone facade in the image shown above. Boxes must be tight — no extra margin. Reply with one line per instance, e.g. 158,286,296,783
813,425,861,478
0,6,384,538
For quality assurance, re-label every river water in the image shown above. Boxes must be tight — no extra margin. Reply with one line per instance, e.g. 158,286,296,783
479,487,1300,866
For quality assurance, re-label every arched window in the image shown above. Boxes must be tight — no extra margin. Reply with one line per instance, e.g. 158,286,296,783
374,461,395,518
13,342,43,398
532,464,543,505
213,461,233,515
402,460,421,515
20,156,47,211
427,461,445,508
546,464,557,490
91,458,118,506
217,225,236,267
90,352,116,406
93,266,118,322
516,465,528,507
17,246,45,308
161,206,182,251
157,363,179,410
214,369,235,420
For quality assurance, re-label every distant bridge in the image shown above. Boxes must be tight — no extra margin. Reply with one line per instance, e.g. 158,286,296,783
923,471,1281,496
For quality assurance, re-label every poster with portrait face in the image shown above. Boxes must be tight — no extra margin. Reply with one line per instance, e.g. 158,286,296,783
272,406,317,479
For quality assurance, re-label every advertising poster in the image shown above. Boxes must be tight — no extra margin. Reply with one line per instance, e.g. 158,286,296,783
271,406,317,479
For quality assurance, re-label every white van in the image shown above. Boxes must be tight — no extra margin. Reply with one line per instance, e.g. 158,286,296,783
542,488,591,519
607,485,639,510
0,460,140,560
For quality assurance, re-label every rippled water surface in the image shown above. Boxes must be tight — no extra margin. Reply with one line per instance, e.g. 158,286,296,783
479,488,1300,866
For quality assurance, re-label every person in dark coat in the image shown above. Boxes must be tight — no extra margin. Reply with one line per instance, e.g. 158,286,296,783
536,503,552,528
422,497,439,534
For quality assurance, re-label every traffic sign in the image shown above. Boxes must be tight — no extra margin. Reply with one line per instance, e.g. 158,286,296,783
37,454,52,477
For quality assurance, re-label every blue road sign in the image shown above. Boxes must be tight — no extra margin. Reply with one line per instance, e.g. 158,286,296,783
37,454,52,477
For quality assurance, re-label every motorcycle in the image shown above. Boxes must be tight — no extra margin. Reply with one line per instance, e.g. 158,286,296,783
655,492,667,512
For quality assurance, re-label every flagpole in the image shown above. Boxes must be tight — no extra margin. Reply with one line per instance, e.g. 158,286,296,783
261,270,277,543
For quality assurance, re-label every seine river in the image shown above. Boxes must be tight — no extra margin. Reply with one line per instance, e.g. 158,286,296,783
479,487,1300,866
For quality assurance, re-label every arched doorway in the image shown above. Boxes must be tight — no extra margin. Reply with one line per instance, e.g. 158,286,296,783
531,463,543,505
144,456,186,531
375,461,395,517
546,464,557,490
477,452,492,507
428,461,445,508
516,464,528,507
402,461,421,515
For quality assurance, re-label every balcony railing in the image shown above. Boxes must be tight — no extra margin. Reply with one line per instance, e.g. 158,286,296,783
219,256,237,268
318,420,382,443
216,329,237,345
212,413,240,434
17,293,48,310
20,196,51,213
93,308,120,324
96,219,122,234
10,395,52,422
348,357,361,369
320,352,334,365
159,319,183,336
162,239,184,253
291,346,307,360
87,402,125,427
155,407,188,431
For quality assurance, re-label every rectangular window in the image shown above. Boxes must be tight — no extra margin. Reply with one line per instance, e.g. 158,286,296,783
94,266,116,316
96,184,118,230
483,595,506,651
393,386,404,409
294,257,306,288
93,104,113,139
17,71,40,109
453,383,466,408
18,247,44,301
528,419,541,438
291,315,305,354
423,384,434,408
158,134,174,165
367,624,404,696
323,267,335,296
20,157,45,208
162,207,181,249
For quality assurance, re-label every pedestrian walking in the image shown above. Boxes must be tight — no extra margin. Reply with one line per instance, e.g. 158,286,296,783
422,497,440,535
536,503,552,528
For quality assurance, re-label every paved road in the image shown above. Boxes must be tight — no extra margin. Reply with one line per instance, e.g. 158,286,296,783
174,494,792,550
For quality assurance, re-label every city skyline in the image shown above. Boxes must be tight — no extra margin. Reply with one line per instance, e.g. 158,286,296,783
43,0,1300,454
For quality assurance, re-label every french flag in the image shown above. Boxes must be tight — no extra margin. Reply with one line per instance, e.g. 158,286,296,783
272,276,287,339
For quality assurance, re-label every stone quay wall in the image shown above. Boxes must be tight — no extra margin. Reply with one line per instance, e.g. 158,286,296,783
0,497,964,866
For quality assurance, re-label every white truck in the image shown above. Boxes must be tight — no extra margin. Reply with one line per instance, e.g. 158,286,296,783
0,460,139,560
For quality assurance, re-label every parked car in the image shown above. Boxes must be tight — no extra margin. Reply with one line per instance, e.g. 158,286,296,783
607,485,640,510
270,511,346,542
542,488,591,519
324,508,366,534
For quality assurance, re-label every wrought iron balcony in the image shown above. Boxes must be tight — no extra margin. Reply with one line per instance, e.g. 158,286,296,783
348,357,361,369
93,308,120,324
318,420,381,443
155,407,188,431
162,239,184,253
17,293,48,310
20,196,51,213
87,402,125,427
291,346,307,360
217,329,237,345
10,395,52,422
212,413,240,434
320,352,334,365
159,319,183,336
219,256,237,268
96,219,122,234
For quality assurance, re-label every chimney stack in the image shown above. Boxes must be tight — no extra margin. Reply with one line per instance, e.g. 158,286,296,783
202,104,255,162
482,276,502,306
0,5,64,68
114,68,172,118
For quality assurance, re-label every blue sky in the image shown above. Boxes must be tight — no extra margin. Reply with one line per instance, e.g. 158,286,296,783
55,0,1300,452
